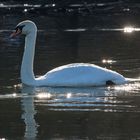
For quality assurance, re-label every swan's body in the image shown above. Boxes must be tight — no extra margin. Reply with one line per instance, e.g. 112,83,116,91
36,63,126,86
12,20,128,87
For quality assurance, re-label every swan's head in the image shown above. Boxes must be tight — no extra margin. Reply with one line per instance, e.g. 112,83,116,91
11,20,37,37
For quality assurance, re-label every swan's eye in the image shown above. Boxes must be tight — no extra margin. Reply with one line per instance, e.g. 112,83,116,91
15,25,25,33
10,25,25,38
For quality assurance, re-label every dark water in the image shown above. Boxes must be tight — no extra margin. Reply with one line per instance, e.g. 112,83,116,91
0,3,140,140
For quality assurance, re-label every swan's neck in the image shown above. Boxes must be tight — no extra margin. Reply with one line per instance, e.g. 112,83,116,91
21,31,36,85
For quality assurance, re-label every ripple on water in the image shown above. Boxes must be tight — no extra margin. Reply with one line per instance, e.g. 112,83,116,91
0,82,140,112
33,82,140,112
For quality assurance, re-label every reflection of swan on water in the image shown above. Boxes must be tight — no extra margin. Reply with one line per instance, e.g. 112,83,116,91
20,83,140,113
21,86,38,140
11,20,139,87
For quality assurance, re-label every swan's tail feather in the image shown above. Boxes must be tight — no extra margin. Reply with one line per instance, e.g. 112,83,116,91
126,78,140,83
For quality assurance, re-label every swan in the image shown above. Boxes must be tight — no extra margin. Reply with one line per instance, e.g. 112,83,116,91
11,20,129,87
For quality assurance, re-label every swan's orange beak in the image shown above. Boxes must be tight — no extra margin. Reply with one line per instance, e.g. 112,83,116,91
10,28,22,38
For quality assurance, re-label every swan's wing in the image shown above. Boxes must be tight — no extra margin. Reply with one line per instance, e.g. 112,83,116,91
37,63,126,86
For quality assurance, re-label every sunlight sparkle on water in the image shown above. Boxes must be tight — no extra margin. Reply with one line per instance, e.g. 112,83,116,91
110,83,140,92
37,93,51,99
24,4,29,7
52,4,56,7
23,9,28,12
124,27,134,33
123,26,140,33
100,26,140,33
102,59,116,64
13,84,22,88
66,93,72,98
0,138,6,140
13,93,17,97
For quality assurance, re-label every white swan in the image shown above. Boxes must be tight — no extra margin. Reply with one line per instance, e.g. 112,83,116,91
11,20,128,87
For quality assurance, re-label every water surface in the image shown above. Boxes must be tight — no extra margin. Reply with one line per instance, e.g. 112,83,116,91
0,3,140,140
